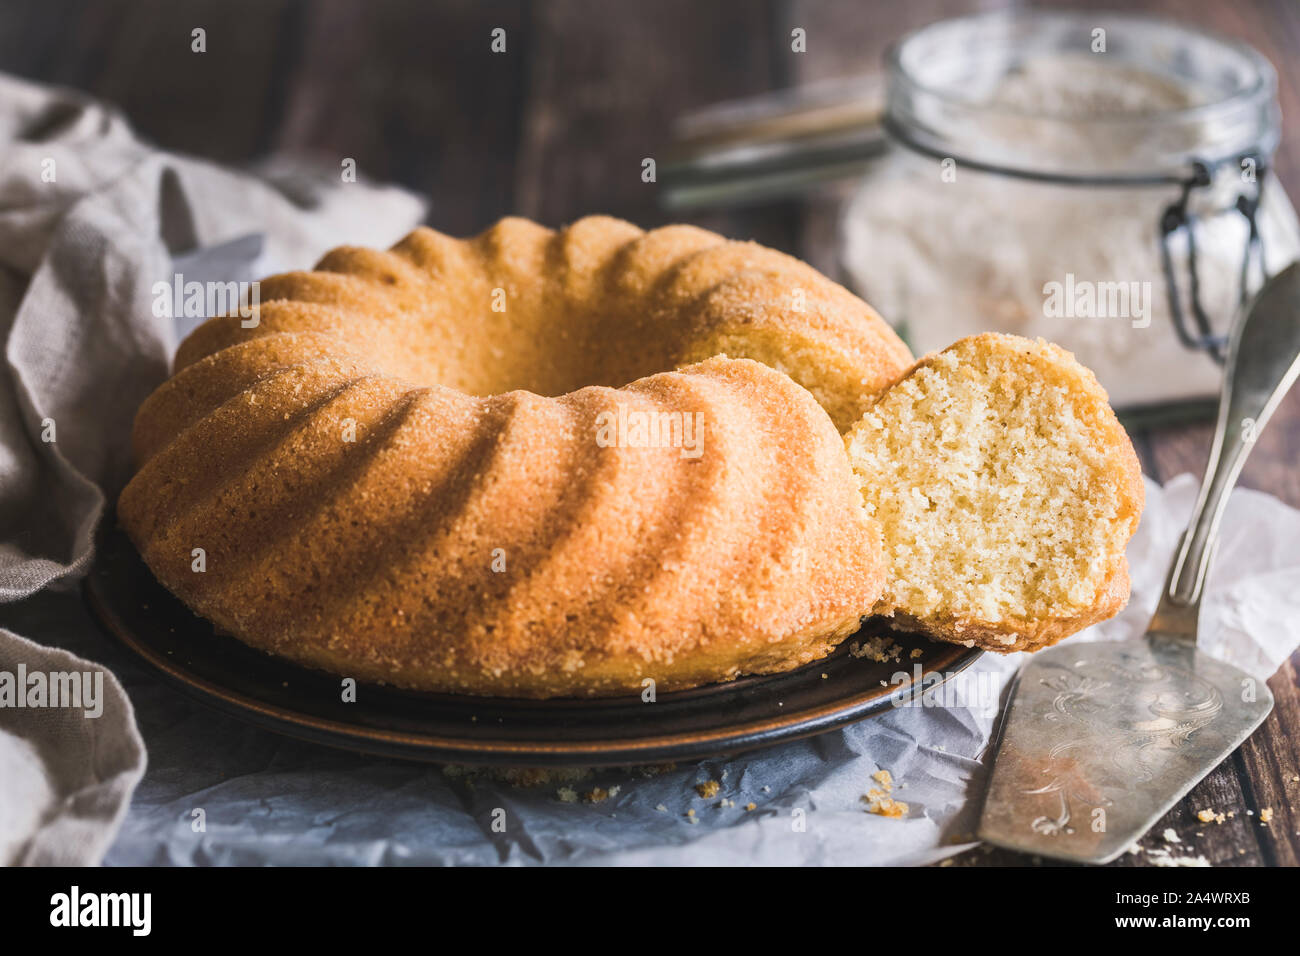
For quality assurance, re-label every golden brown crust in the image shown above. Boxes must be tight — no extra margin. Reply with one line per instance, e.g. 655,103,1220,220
171,216,913,428
119,217,902,698
120,355,886,697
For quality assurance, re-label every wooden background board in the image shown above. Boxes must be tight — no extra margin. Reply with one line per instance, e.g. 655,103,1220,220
1,0,1295,866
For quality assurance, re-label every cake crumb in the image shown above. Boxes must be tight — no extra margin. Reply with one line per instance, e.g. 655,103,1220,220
557,787,578,803
1260,808,1273,824
862,789,909,818
1146,846,1211,868
745,802,757,811
849,635,903,663
872,769,894,790
1196,808,1225,824
695,780,720,799
1162,828,1180,844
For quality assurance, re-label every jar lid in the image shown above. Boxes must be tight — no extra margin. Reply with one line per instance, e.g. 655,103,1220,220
886,11,1279,183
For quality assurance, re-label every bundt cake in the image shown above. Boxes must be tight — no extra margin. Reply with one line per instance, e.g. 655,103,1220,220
844,334,1145,653
119,216,911,698
120,215,1144,696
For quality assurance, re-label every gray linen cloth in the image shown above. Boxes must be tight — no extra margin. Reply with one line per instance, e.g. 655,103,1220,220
0,73,425,864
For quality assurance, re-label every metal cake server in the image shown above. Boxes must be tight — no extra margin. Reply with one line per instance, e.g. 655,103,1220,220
977,261,1300,864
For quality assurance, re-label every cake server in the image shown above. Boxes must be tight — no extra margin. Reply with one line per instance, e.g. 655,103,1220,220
977,260,1300,864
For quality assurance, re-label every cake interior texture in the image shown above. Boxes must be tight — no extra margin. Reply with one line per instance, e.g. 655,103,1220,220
845,333,1144,651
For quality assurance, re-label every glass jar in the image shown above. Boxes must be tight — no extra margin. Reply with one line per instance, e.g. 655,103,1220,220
840,10,1300,418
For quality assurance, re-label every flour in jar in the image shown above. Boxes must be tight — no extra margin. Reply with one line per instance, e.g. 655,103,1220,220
842,55,1300,408
987,55,1197,116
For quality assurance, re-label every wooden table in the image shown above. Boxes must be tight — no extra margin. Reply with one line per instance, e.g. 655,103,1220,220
3,0,1295,866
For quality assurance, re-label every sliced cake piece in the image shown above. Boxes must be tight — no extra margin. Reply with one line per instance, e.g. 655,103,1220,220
844,333,1144,653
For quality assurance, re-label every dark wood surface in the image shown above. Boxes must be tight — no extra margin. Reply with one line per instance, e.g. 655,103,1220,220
3,0,1295,866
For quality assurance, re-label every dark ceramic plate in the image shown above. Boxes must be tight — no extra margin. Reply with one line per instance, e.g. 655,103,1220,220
85,514,982,767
